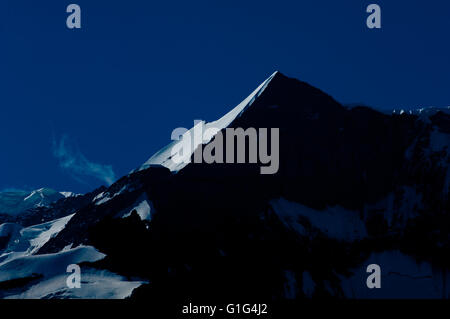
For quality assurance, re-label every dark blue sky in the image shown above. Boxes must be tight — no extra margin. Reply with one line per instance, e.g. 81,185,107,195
1,0,449,193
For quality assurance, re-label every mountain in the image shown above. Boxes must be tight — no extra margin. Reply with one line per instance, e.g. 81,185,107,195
0,185,138,298
0,71,449,300
0,188,79,220
136,71,279,172
0,188,94,227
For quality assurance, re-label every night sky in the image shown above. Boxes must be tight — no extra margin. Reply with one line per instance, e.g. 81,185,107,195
1,0,449,193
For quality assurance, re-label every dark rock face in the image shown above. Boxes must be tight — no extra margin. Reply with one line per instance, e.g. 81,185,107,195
17,72,450,299
38,166,172,254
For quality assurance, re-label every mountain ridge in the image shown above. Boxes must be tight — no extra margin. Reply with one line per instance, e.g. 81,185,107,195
1,71,449,299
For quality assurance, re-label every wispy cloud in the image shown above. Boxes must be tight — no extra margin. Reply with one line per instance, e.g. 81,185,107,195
52,135,116,186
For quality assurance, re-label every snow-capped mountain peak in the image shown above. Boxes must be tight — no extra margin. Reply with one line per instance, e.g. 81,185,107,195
0,188,66,216
136,71,279,173
1,71,449,300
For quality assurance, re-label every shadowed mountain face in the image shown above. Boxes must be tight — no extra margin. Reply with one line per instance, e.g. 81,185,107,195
180,73,423,210
1,72,449,299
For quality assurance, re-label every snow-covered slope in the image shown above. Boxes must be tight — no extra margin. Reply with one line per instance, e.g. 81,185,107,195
0,246,104,283
271,198,368,242
0,245,143,299
340,251,449,299
4,267,144,299
0,214,145,299
0,214,75,264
